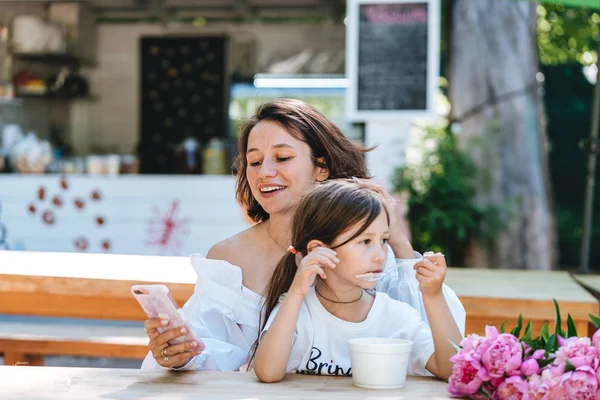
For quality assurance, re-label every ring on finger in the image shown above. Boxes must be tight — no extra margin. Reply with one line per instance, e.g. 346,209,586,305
162,347,169,361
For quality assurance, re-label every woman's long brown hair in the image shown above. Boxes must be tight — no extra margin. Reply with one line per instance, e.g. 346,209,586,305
233,98,373,223
248,180,389,367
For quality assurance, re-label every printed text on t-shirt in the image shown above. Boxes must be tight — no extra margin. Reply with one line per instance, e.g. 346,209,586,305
297,347,352,376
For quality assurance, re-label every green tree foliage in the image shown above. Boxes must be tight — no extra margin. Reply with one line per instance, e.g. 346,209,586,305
538,4,600,65
392,123,510,266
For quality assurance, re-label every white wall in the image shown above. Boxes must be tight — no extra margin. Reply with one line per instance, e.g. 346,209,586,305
0,175,250,256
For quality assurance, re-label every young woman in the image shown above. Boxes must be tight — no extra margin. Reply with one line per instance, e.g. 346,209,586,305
252,180,461,382
141,99,465,371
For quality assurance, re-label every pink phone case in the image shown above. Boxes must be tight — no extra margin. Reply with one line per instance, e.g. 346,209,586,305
131,284,205,350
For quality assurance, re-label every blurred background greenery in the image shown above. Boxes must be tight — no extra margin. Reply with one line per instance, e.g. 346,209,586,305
394,2,599,269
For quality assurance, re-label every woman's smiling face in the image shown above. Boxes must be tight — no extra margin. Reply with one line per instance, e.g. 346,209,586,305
245,120,328,217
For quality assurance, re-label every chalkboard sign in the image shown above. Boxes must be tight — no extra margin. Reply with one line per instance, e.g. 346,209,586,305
346,0,439,119
139,36,227,174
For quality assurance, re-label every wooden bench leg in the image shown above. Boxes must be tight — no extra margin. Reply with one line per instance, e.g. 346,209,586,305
3,352,44,366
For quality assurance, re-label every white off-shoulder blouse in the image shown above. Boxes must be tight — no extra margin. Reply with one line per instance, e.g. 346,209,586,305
141,249,466,371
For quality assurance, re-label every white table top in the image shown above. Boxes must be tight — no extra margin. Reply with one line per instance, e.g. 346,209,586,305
572,274,600,293
0,250,196,283
445,268,597,303
0,366,454,399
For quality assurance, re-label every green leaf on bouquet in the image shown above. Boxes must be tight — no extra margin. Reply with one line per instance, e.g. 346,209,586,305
589,313,600,329
523,320,533,341
541,323,550,342
565,359,576,373
500,320,507,333
449,340,462,353
567,314,578,338
521,338,535,350
553,299,564,337
478,385,493,399
537,356,555,368
534,336,546,350
545,333,558,353
520,321,536,350
511,314,523,337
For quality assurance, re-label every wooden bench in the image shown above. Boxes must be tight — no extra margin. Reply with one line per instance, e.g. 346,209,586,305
0,319,149,366
2,250,598,365
0,250,195,365
446,269,600,337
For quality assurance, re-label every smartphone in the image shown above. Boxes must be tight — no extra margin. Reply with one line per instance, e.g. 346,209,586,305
131,284,205,350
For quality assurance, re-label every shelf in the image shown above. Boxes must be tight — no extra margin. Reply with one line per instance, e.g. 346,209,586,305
16,93,98,101
11,52,95,67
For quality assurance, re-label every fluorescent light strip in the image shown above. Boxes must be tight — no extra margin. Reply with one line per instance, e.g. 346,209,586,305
253,78,351,89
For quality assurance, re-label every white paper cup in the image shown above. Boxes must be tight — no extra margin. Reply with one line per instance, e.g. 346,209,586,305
348,338,413,389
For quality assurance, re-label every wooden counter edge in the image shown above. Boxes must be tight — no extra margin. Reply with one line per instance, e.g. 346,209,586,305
0,273,194,321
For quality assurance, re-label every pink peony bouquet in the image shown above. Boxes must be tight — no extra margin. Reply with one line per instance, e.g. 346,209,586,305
448,300,600,399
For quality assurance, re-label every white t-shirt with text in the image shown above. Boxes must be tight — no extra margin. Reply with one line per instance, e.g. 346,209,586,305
262,286,436,376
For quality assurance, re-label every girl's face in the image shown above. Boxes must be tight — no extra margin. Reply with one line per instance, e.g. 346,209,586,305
246,120,328,217
328,210,389,290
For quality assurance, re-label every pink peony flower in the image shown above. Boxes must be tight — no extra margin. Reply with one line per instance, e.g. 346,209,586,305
530,349,545,360
485,325,500,338
547,362,566,376
540,363,566,399
471,326,500,360
479,333,523,379
527,374,547,400
520,358,540,377
542,373,565,399
559,366,598,400
591,329,600,356
489,377,504,388
460,334,484,355
519,349,544,377
493,376,530,400
554,337,597,368
447,352,484,397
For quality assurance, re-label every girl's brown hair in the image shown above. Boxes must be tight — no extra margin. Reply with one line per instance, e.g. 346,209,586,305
248,180,389,366
233,98,372,223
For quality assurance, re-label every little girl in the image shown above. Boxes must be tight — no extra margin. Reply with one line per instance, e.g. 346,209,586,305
252,180,462,383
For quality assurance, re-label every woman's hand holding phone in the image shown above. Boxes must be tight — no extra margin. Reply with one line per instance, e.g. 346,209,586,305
144,318,202,369
132,284,205,369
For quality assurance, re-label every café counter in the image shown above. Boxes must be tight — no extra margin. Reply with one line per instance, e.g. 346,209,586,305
0,174,250,257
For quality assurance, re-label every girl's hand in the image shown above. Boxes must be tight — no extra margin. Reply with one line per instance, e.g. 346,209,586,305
414,251,447,298
289,247,338,297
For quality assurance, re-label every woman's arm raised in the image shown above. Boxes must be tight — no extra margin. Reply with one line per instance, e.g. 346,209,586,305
350,177,415,258
378,246,466,337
